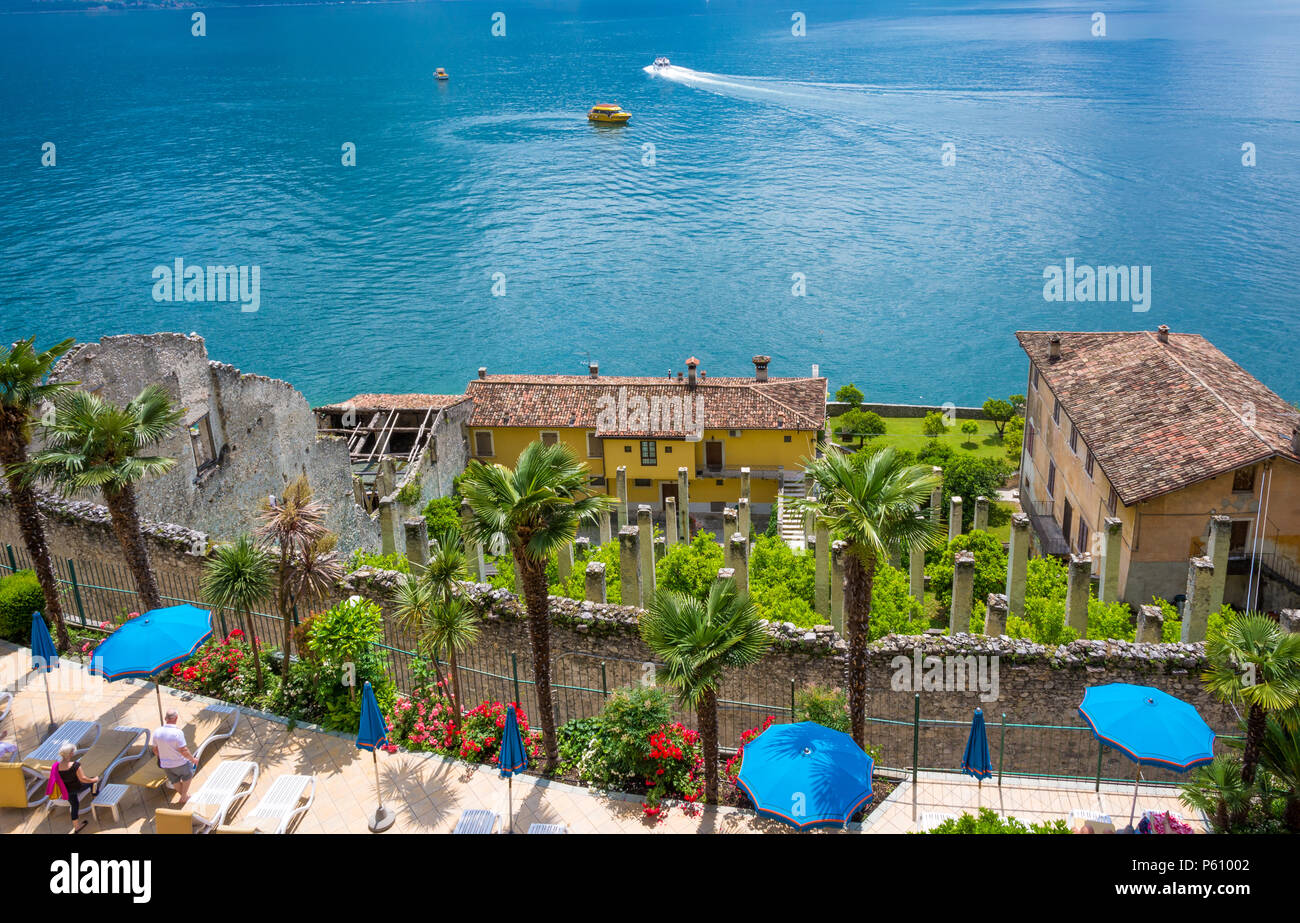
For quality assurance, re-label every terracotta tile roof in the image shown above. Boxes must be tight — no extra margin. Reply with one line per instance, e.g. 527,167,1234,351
315,393,470,413
466,373,826,435
1017,330,1300,504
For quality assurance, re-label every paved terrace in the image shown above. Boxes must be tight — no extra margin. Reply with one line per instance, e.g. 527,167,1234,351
0,643,1202,834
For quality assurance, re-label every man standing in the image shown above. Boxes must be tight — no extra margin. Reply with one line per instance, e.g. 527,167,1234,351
153,709,199,804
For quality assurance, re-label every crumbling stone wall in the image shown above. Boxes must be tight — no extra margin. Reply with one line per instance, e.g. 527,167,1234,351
48,333,379,554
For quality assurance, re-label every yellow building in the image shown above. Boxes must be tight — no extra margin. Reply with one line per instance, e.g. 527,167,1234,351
1016,327,1300,610
464,356,826,523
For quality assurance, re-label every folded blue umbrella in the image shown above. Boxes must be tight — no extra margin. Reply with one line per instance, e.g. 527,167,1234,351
498,704,529,833
31,612,59,730
356,680,390,752
88,604,213,681
1078,683,1215,771
737,722,874,830
960,708,992,781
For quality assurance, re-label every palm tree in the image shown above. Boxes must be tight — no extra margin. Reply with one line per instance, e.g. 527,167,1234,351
640,579,770,804
255,475,344,679
202,535,274,691
26,385,183,612
1203,612,1300,785
1257,714,1300,832
459,441,614,770
1178,755,1251,833
797,446,942,747
0,337,76,651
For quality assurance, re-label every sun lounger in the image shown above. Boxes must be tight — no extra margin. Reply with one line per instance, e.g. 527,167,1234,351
183,759,260,833
239,774,315,834
16,721,101,807
43,726,149,818
453,809,499,834
1068,809,1115,834
917,811,957,832
112,704,237,792
527,823,567,834
154,806,195,835
0,762,42,808
0,690,11,728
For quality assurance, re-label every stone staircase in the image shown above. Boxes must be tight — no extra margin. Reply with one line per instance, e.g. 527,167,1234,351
777,471,808,550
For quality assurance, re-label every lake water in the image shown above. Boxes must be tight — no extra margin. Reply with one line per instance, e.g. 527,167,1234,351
1,0,1298,406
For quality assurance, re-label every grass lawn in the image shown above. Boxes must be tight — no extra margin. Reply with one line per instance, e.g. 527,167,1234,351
830,414,1013,462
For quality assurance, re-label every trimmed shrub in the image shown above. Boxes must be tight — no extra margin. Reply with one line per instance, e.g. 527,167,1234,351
0,571,46,643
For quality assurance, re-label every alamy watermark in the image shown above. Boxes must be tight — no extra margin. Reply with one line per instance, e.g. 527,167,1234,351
890,649,1000,703
152,258,260,313
1042,258,1150,312
595,386,705,440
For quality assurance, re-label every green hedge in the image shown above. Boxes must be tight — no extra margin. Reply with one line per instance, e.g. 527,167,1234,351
0,570,47,643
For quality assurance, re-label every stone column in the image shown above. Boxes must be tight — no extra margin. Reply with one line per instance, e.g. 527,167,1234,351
1097,517,1123,603
1136,604,1164,643
716,567,736,589
1181,556,1214,643
584,561,606,603
378,499,399,555
404,518,429,568
723,507,738,550
615,466,628,530
1278,610,1300,634
575,536,591,560
950,550,975,634
352,475,368,510
677,467,691,541
618,526,640,607
738,497,751,544
740,467,751,502
802,472,814,539
985,593,1009,637
1206,515,1232,612
930,468,943,524
598,509,612,545
376,458,396,499
948,496,963,543
830,540,847,633
665,497,679,545
461,499,487,582
815,519,830,616
973,496,989,532
909,543,925,603
729,533,750,595
1006,513,1030,618
557,541,574,581
654,536,666,562
637,505,655,604
1066,554,1091,635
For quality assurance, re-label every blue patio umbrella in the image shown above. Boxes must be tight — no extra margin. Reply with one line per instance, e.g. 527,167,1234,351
960,708,993,784
1078,683,1215,827
31,612,59,732
736,722,874,830
356,680,395,832
87,604,213,723
497,704,529,833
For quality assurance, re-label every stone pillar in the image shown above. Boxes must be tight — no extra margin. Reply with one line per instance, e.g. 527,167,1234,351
1097,517,1123,603
637,505,655,604
948,496,963,543
378,499,399,554
729,533,749,595
352,475,368,510
615,466,628,530
830,540,847,633
716,567,736,589
1006,513,1030,618
460,499,486,581
677,467,691,541
814,520,830,616
1066,554,1091,635
1136,604,1164,643
598,509,612,545
1278,610,1300,634
404,518,429,568
557,541,574,581
1181,556,1214,643
376,458,397,499
973,496,989,532
1206,515,1232,613
618,526,640,608
802,472,814,539
738,497,751,544
654,536,666,562
909,543,925,603
575,536,591,560
585,561,606,604
985,593,1008,637
930,468,943,524
740,467,751,502
950,550,975,634
665,497,679,545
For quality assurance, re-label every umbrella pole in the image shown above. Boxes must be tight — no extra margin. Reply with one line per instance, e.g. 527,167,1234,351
507,775,513,835
154,681,164,725
368,748,396,833
43,670,56,738
1128,765,1141,830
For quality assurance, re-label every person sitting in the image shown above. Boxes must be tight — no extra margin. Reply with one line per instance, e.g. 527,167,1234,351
51,741,99,834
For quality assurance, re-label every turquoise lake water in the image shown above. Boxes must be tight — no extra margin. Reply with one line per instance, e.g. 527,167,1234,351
1,0,1298,406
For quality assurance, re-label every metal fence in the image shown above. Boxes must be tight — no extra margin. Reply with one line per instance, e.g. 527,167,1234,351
1,543,1239,787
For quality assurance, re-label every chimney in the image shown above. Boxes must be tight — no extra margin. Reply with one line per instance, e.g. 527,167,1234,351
477,367,487,380
752,355,771,382
588,362,598,378
686,356,699,389
1157,324,1170,344
1048,335,1061,361
677,371,683,382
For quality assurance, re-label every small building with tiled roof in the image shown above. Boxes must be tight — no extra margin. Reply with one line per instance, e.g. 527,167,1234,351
1015,327,1300,610
465,356,826,517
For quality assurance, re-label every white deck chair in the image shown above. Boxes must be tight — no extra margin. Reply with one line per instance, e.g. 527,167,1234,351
186,760,259,833
917,811,957,832
0,690,11,727
240,774,316,834
1068,809,1115,834
453,809,499,834
527,823,567,834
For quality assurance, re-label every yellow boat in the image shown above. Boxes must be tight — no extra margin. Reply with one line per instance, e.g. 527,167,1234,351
588,104,630,124
435,67,449,81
